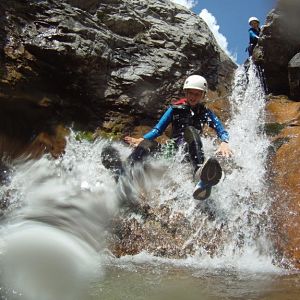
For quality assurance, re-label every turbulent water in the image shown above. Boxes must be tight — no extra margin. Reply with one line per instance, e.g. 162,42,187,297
0,61,288,300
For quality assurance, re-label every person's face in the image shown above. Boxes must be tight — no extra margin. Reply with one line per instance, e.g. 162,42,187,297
250,21,259,29
185,89,205,107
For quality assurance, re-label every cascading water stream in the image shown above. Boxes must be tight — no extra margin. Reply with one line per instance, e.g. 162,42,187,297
0,61,280,300
111,61,277,271
202,60,274,266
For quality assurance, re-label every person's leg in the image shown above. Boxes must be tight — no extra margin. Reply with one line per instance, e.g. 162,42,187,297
182,127,223,200
101,140,160,182
183,126,204,172
248,44,254,57
127,139,160,166
193,157,223,200
101,144,124,182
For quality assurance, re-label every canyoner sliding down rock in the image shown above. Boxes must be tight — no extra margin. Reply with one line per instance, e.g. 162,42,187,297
101,61,276,266
102,74,232,202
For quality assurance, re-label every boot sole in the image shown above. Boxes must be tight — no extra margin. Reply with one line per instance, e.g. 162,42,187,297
101,145,123,172
200,157,222,186
193,185,212,200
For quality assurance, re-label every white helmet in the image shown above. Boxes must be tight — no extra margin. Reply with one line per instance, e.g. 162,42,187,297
183,75,208,92
248,17,260,25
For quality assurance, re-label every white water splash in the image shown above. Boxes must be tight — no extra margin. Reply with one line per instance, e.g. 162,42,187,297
213,61,271,252
0,138,120,300
109,61,276,271
0,61,279,300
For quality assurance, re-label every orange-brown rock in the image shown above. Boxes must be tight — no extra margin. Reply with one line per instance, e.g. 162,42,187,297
267,96,300,268
31,125,69,159
0,124,69,161
266,96,300,125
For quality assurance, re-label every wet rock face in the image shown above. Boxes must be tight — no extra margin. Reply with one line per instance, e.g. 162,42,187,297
288,53,300,99
0,0,236,129
266,96,300,268
108,201,227,259
0,97,69,161
253,0,300,99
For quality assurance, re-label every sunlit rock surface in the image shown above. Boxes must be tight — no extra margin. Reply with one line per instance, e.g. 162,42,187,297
266,95,300,267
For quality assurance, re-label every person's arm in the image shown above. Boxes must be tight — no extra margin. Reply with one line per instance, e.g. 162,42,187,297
205,110,232,157
249,29,259,40
143,107,173,140
124,107,173,146
206,110,229,142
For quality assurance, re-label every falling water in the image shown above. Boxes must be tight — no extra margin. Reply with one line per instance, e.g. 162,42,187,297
109,60,277,271
0,61,282,300
203,60,274,267
109,60,275,271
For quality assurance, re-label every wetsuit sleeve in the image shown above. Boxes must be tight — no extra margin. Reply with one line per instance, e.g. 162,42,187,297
249,28,259,40
143,107,173,140
206,110,229,142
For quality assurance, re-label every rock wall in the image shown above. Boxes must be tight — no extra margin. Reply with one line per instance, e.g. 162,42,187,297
266,96,300,268
0,0,236,134
253,0,300,99
258,0,300,268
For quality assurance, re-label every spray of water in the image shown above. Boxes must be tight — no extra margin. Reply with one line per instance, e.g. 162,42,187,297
0,139,120,300
214,61,272,257
167,61,275,268
104,61,278,272
0,61,279,300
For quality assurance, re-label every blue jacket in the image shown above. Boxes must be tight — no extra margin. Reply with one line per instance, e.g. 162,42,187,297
249,27,260,45
143,99,229,143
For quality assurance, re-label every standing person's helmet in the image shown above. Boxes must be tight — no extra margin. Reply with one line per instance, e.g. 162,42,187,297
183,75,208,92
248,17,260,25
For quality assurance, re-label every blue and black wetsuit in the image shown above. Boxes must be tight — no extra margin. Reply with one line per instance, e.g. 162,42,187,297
248,27,260,56
143,99,229,143
129,98,229,169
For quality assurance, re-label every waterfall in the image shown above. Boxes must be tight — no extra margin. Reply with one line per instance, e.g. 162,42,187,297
107,61,277,271
198,60,274,269
0,61,279,299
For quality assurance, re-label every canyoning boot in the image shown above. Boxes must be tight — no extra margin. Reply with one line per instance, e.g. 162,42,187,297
101,144,124,182
193,180,212,200
193,157,223,200
127,139,160,166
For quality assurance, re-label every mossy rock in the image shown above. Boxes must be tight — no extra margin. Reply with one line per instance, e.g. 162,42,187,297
264,123,286,136
75,131,95,142
94,129,122,141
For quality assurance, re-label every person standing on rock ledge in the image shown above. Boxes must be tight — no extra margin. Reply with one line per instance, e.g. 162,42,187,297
247,16,261,57
102,75,232,200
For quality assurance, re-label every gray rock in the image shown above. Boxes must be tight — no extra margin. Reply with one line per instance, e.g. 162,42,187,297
288,52,300,99
253,0,300,99
0,0,236,129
